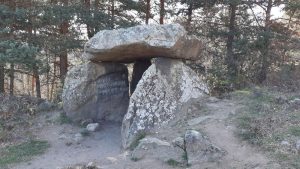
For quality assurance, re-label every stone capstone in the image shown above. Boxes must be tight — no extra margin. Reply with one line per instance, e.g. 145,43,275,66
62,61,129,123
121,57,209,149
84,24,205,62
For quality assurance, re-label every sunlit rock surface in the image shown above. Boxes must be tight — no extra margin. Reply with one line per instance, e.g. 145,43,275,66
121,58,209,148
84,24,205,62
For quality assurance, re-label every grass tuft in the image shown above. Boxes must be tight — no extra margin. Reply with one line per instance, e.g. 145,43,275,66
129,132,146,151
0,140,50,167
57,112,72,124
166,159,181,167
288,126,300,137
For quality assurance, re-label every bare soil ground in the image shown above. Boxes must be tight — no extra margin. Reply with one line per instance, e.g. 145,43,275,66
6,97,284,169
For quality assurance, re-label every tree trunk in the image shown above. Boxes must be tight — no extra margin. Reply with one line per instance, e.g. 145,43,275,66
146,0,151,24
9,63,14,96
59,0,69,84
226,3,238,81
186,3,193,32
33,65,41,98
111,0,115,29
50,59,57,101
94,0,99,7
258,0,272,83
32,75,35,96
84,0,93,38
0,64,4,94
159,0,164,24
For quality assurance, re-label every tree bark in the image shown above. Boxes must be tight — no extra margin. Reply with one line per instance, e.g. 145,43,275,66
33,65,41,98
159,0,164,24
84,0,93,38
146,0,151,24
258,0,273,83
0,64,4,94
111,0,115,29
59,0,69,84
9,63,14,96
94,0,99,7
50,58,57,101
226,3,238,81
186,3,193,32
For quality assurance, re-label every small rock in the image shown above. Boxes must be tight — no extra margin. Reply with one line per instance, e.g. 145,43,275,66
105,157,118,164
280,140,290,146
185,130,226,165
65,142,73,146
207,97,219,103
296,140,300,151
290,98,300,104
275,96,288,104
87,123,100,132
131,137,183,163
74,133,83,143
87,162,98,169
172,137,184,149
80,119,93,127
59,134,67,140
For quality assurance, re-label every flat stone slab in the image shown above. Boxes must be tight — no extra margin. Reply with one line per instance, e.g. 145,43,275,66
62,62,129,123
84,24,205,62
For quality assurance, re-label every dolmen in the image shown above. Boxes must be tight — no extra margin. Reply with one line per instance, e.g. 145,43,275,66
62,23,209,149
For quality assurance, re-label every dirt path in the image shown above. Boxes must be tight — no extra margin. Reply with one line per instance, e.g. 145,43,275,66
11,99,281,169
194,100,281,169
11,121,122,169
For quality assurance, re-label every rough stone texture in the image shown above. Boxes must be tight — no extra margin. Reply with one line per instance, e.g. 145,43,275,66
86,123,100,132
131,137,183,162
84,24,205,62
122,57,209,148
62,61,129,123
296,140,300,152
184,130,225,165
172,137,185,149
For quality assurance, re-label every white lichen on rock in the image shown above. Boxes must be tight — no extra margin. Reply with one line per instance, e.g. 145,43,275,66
84,24,205,62
122,58,209,149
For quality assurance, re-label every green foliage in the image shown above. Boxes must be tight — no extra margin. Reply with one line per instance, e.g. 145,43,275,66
166,159,181,167
288,126,300,137
129,132,146,151
130,157,141,162
80,128,90,137
57,112,72,124
0,140,50,167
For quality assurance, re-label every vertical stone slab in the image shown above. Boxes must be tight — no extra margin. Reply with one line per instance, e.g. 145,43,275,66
122,58,209,149
62,61,129,123
96,71,129,122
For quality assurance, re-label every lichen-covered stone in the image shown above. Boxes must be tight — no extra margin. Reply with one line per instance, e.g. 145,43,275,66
84,24,205,62
131,137,183,163
121,58,209,148
185,130,226,165
62,61,129,123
